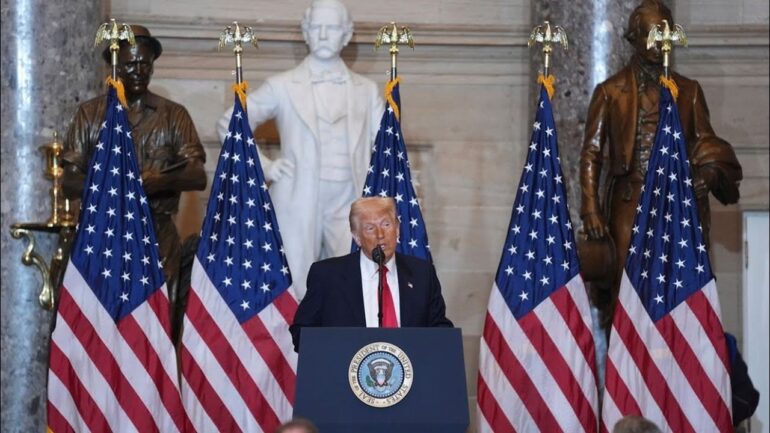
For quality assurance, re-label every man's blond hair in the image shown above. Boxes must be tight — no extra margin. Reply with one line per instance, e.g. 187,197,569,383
348,197,397,232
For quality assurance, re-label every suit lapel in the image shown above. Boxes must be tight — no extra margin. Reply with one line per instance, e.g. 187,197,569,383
395,254,414,327
343,251,366,326
287,61,320,143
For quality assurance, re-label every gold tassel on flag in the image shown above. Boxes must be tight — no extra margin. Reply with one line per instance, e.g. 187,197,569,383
658,74,679,100
384,77,402,121
232,81,249,109
105,76,128,107
537,73,556,99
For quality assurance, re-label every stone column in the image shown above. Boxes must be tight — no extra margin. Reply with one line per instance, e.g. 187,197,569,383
1,0,102,431
530,1,637,225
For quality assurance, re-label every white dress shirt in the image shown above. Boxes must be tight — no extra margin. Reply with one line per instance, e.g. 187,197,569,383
359,253,400,327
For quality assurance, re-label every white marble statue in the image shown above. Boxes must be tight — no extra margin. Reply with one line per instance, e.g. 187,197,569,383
217,0,383,299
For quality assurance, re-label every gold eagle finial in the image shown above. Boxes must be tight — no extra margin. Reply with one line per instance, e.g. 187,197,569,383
528,21,568,50
219,21,258,52
646,19,687,77
94,19,134,49
375,22,414,54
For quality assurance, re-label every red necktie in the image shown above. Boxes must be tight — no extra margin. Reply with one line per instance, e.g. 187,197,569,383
380,265,399,328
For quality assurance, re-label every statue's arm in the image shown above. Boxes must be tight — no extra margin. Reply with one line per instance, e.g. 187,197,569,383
216,81,286,180
689,81,742,205
61,104,94,201
579,85,609,220
689,79,719,141
143,106,207,197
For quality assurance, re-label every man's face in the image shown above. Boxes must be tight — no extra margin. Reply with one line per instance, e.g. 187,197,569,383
633,10,670,65
353,203,399,263
118,42,154,98
304,6,349,61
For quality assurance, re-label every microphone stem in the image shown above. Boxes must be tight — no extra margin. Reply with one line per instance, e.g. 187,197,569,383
377,262,384,327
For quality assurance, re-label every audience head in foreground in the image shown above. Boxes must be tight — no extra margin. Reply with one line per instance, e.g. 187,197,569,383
275,418,319,433
612,415,663,433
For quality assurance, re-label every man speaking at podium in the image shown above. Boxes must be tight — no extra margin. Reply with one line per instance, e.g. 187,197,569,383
290,197,453,351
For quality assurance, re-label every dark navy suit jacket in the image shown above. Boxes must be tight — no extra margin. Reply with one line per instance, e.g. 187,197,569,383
289,251,454,351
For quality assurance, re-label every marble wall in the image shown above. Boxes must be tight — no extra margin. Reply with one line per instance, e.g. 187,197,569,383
1,0,767,431
1,0,104,431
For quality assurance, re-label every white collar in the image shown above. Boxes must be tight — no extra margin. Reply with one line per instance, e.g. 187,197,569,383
360,252,396,280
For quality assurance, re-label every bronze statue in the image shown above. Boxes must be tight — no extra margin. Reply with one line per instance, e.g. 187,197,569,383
579,0,742,328
61,25,207,339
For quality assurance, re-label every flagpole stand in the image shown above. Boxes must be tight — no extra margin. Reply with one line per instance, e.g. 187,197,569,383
527,21,568,79
219,22,258,86
646,19,687,79
9,223,76,311
375,22,414,80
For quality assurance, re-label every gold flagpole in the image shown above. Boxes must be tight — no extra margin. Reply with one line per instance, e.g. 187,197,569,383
219,21,258,86
527,20,568,81
528,20,568,99
375,22,414,80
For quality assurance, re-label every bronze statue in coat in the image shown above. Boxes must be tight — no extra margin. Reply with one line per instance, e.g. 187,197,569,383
579,0,742,328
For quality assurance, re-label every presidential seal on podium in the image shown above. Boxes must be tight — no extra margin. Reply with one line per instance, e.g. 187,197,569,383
349,342,413,408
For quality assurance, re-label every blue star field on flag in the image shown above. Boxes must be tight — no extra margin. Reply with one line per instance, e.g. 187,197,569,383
494,86,580,320
354,79,432,261
624,86,714,322
68,86,166,322
196,94,293,323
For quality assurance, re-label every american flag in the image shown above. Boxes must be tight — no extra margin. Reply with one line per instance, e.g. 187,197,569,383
477,85,599,433
353,78,432,261
601,85,732,432
46,85,190,432
180,93,298,433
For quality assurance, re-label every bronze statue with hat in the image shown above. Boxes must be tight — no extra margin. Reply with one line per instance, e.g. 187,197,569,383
578,0,742,330
61,24,207,342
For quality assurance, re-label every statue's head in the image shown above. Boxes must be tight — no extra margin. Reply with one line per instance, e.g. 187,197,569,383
301,0,354,61
624,0,674,65
102,25,162,100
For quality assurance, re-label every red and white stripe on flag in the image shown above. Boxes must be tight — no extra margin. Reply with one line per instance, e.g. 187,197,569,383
47,262,190,433
180,257,298,433
477,274,599,433
602,272,732,433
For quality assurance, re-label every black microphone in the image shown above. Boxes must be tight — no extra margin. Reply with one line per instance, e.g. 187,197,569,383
372,245,385,327
371,245,385,265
